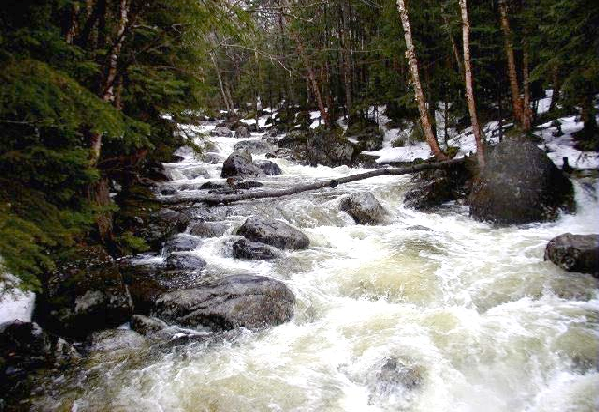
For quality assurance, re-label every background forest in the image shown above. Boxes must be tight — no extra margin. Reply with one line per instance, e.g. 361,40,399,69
1,0,598,289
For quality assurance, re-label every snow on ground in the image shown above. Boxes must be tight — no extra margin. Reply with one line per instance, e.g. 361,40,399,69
0,274,35,324
538,115,599,169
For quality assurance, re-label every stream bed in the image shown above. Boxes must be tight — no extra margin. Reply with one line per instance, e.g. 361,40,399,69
35,123,599,412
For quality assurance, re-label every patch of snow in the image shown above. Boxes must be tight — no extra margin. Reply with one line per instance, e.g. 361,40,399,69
538,115,599,169
0,274,35,324
537,90,553,115
363,142,432,164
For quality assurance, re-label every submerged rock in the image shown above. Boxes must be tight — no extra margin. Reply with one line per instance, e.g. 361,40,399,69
469,139,574,224
368,357,423,405
153,274,295,331
34,247,132,339
544,233,599,276
87,329,147,353
130,314,169,336
339,192,388,225
233,238,282,260
236,216,309,250
221,151,264,178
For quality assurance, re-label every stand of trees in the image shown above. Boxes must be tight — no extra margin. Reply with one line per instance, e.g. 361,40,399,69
1,0,597,288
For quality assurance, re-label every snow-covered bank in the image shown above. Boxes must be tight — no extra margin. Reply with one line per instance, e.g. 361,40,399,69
0,275,35,324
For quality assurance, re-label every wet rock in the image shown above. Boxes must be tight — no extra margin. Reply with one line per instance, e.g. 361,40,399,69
235,180,264,189
369,357,423,404
160,186,177,196
339,193,388,225
153,274,295,331
210,127,234,137
233,238,282,260
163,234,202,254
34,246,132,339
234,126,250,139
188,220,228,237
234,139,275,155
469,139,574,224
165,253,207,271
347,124,384,152
306,129,356,167
0,321,77,409
87,329,147,353
255,160,283,175
130,315,169,336
236,216,309,250
178,182,207,191
405,161,472,210
406,225,430,231
200,181,226,190
138,208,191,250
220,151,264,178
544,233,599,276
179,166,209,180
202,152,222,164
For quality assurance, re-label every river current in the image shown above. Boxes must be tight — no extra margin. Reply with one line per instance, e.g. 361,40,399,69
37,124,599,412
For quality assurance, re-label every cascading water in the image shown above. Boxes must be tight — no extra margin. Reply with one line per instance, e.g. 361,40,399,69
36,123,599,412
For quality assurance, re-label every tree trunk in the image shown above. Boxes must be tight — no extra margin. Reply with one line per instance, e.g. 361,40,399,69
89,0,129,166
163,158,466,206
341,0,353,115
522,44,533,131
396,0,447,160
211,53,231,112
548,65,561,113
65,2,80,44
459,0,485,166
498,0,524,128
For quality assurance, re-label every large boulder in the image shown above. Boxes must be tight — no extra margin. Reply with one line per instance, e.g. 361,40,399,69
236,216,309,250
233,238,282,260
339,193,388,225
0,321,77,409
404,161,473,210
234,126,251,139
234,139,275,155
469,139,574,224
277,129,357,167
255,160,282,175
165,253,207,271
163,234,202,254
544,233,599,276
210,127,234,137
220,151,264,178
306,129,356,167
34,247,132,339
136,208,191,250
188,220,228,237
152,275,295,331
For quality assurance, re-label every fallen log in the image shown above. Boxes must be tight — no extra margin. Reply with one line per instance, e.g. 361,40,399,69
162,157,467,206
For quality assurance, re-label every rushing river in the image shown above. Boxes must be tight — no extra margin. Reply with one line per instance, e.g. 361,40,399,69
37,124,599,412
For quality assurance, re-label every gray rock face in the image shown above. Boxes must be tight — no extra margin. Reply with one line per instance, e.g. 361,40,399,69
233,238,282,260
179,166,209,180
404,162,472,210
130,315,170,336
339,193,388,225
236,216,309,250
34,247,132,339
469,139,574,224
221,151,264,178
163,234,202,254
306,130,356,167
153,275,295,331
188,220,228,237
544,233,599,276
210,127,234,137
255,160,282,175
88,329,147,353
165,253,207,271
234,125,250,139
234,139,275,155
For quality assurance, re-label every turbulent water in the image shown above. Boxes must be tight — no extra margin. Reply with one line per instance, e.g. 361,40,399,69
37,125,599,412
